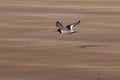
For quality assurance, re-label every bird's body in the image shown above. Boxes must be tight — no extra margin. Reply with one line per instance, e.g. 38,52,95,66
58,29,75,34
55,20,80,34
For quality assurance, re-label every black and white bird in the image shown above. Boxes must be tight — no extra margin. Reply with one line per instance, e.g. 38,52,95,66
55,20,81,34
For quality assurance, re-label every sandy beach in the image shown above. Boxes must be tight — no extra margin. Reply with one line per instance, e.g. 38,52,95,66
0,0,120,80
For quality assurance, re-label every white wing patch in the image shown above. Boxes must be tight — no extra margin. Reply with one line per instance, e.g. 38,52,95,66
66,20,80,30
69,25,74,30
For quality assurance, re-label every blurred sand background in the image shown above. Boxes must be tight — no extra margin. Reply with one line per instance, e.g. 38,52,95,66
0,0,120,80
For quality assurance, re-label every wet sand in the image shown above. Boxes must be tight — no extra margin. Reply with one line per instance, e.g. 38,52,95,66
0,0,120,80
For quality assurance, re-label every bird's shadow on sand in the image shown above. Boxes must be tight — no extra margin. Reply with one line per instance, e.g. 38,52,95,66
78,45,105,48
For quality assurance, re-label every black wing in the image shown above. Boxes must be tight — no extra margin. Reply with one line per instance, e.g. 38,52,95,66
56,21,64,29
66,20,80,30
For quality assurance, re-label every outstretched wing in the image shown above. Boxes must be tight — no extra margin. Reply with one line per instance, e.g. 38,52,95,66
56,21,64,29
66,20,80,30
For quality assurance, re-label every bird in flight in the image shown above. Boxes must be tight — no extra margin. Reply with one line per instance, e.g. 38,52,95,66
55,20,81,34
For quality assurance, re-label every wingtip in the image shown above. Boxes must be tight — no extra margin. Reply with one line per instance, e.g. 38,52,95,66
56,21,59,23
56,21,59,25
78,20,81,23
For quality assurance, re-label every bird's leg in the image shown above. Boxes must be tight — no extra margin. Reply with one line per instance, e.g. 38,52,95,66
60,37,65,39
58,36,65,39
58,34,65,39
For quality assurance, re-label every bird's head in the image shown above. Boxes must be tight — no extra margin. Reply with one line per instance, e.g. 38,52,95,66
54,29,61,33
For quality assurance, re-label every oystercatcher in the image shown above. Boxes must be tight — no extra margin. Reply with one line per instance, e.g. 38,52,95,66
55,20,81,34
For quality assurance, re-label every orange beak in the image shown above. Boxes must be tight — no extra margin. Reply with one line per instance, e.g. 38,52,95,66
54,29,58,32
